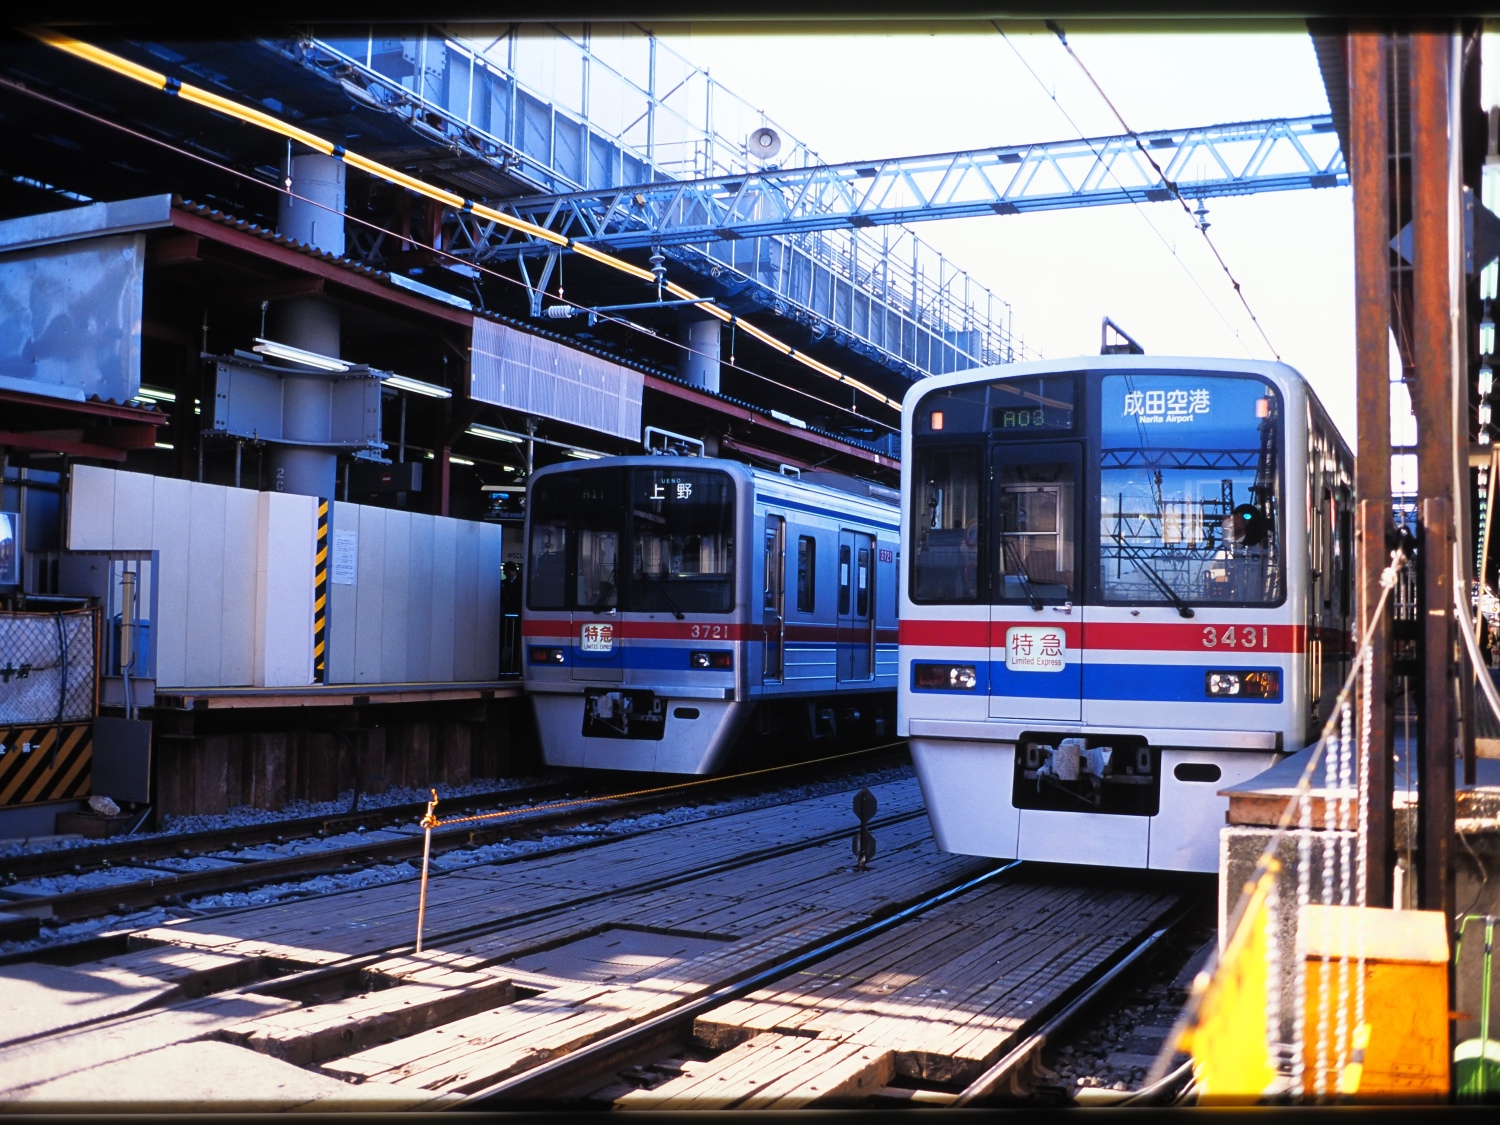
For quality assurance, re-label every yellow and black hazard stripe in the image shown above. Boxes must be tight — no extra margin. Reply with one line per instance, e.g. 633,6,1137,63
314,498,329,683
0,723,91,807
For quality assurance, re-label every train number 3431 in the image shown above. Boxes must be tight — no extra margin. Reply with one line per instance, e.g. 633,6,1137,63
690,624,730,639
1202,626,1269,649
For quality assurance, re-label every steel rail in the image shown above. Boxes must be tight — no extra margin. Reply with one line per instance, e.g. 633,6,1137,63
0,780,586,882
459,860,1025,1108
0,748,906,940
951,899,1195,1106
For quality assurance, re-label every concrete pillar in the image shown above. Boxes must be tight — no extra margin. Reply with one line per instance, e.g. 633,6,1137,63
271,154,346,499
278,154,346,256
678,313,721,394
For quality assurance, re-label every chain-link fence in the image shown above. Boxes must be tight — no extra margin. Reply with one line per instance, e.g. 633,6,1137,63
0,609,96,726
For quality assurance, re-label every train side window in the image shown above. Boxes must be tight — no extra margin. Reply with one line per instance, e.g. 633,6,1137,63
797,536,816,613
856,547,871,617
838,545,852,615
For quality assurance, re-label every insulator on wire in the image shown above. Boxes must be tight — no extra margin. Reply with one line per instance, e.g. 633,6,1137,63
543,305,577,319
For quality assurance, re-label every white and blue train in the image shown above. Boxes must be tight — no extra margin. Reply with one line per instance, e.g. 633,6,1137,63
900,356,1354,873
522,456,900,773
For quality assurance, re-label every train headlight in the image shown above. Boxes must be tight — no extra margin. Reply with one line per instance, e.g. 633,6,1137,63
690,650,733,670
913,663,978,690
529,646,566,665
1206,670,1280,699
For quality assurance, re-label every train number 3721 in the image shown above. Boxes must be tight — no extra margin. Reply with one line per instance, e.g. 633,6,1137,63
1202,626,1269,649
690,624,730,639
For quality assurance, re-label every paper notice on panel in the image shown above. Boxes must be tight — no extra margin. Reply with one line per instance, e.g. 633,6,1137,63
332,530,358,586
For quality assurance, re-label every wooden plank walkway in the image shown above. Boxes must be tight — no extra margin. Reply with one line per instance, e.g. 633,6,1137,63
613,875,1180,1107
2,776,993,1108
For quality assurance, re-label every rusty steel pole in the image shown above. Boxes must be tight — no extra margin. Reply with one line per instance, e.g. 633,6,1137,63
1349,29,1397,908
1410,28,1457,922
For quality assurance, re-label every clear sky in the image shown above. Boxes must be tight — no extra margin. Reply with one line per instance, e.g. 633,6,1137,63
657,21,1360,442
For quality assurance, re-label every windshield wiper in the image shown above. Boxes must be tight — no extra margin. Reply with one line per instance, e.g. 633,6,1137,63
997,526,1043,612
637,571,686,620
1110,532,1195,618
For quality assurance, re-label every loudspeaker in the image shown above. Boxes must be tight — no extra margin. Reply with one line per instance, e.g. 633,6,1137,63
748,127,782,161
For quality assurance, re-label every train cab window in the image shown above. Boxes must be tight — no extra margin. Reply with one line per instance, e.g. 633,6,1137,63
797,536,816,612
629,468,736,614
528,469,623,611
1099,373,1283,606
909,445,982,603
838,545,852,615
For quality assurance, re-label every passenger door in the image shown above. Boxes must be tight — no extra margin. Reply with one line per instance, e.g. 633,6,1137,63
570,525,623,682
988,443,1082,720
763,514,785,683
837,530,875,681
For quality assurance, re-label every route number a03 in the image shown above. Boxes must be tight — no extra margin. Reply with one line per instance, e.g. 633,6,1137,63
1202,626,1269,649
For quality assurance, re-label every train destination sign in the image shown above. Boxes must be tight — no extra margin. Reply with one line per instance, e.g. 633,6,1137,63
1122,387,1212,423
1005,626,1066,672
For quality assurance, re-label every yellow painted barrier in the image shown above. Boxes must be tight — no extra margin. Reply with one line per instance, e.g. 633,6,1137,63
1177,865,1279,1102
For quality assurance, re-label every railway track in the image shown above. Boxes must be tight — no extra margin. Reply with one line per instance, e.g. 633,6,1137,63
0,746,907,942
0,772,1206,1112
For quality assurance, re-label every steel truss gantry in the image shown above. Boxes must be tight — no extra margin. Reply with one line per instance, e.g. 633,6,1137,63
461,115,1346,260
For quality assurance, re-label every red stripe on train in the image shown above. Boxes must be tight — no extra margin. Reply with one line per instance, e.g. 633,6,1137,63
525,620,897,643
900,619,1310,653
522,620,752,640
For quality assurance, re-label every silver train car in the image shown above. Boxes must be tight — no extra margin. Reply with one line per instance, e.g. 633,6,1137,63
900,356,1353,872
523,456,900,773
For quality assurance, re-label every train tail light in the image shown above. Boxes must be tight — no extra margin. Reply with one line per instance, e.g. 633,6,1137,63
529,647,566,665
913,663,978,690
1206,669,1280,698
690,650,733,670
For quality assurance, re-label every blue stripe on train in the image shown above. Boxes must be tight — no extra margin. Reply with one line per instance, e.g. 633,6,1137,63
907,661,1283,703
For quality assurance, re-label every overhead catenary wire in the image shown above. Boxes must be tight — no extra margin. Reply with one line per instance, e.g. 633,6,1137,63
992,21,1255,358
1043,20,1282,361
28,28,902,414
0,72,899,444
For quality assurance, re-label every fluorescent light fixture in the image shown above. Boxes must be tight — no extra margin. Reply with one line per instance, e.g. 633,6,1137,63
449,455,475,466
154,441,175,450
566,449,603,460
133,385,176,403
466,424,524,443
252,337,350,372
383,373,452,399
482,485,522,493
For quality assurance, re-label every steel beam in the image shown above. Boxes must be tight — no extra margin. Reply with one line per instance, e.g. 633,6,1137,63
469,116,1347,259
1410,30,1457,922
1349,30,1397,907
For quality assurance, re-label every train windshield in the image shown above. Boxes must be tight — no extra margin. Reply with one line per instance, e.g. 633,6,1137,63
630,469,735,614
1099,373,1282,605
527,466,736,613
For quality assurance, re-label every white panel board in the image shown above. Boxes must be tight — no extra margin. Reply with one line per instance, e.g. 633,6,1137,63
150,475,192,689
405,514,434,682
429,516,457,683
326,501,358,685
475,522,503,681
253,492,316,687
219,486,258,686
379,509,411,684
66,464,115,550
108,469,155,551
451,519,480,681
182,483,228,687
352,505,385,684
